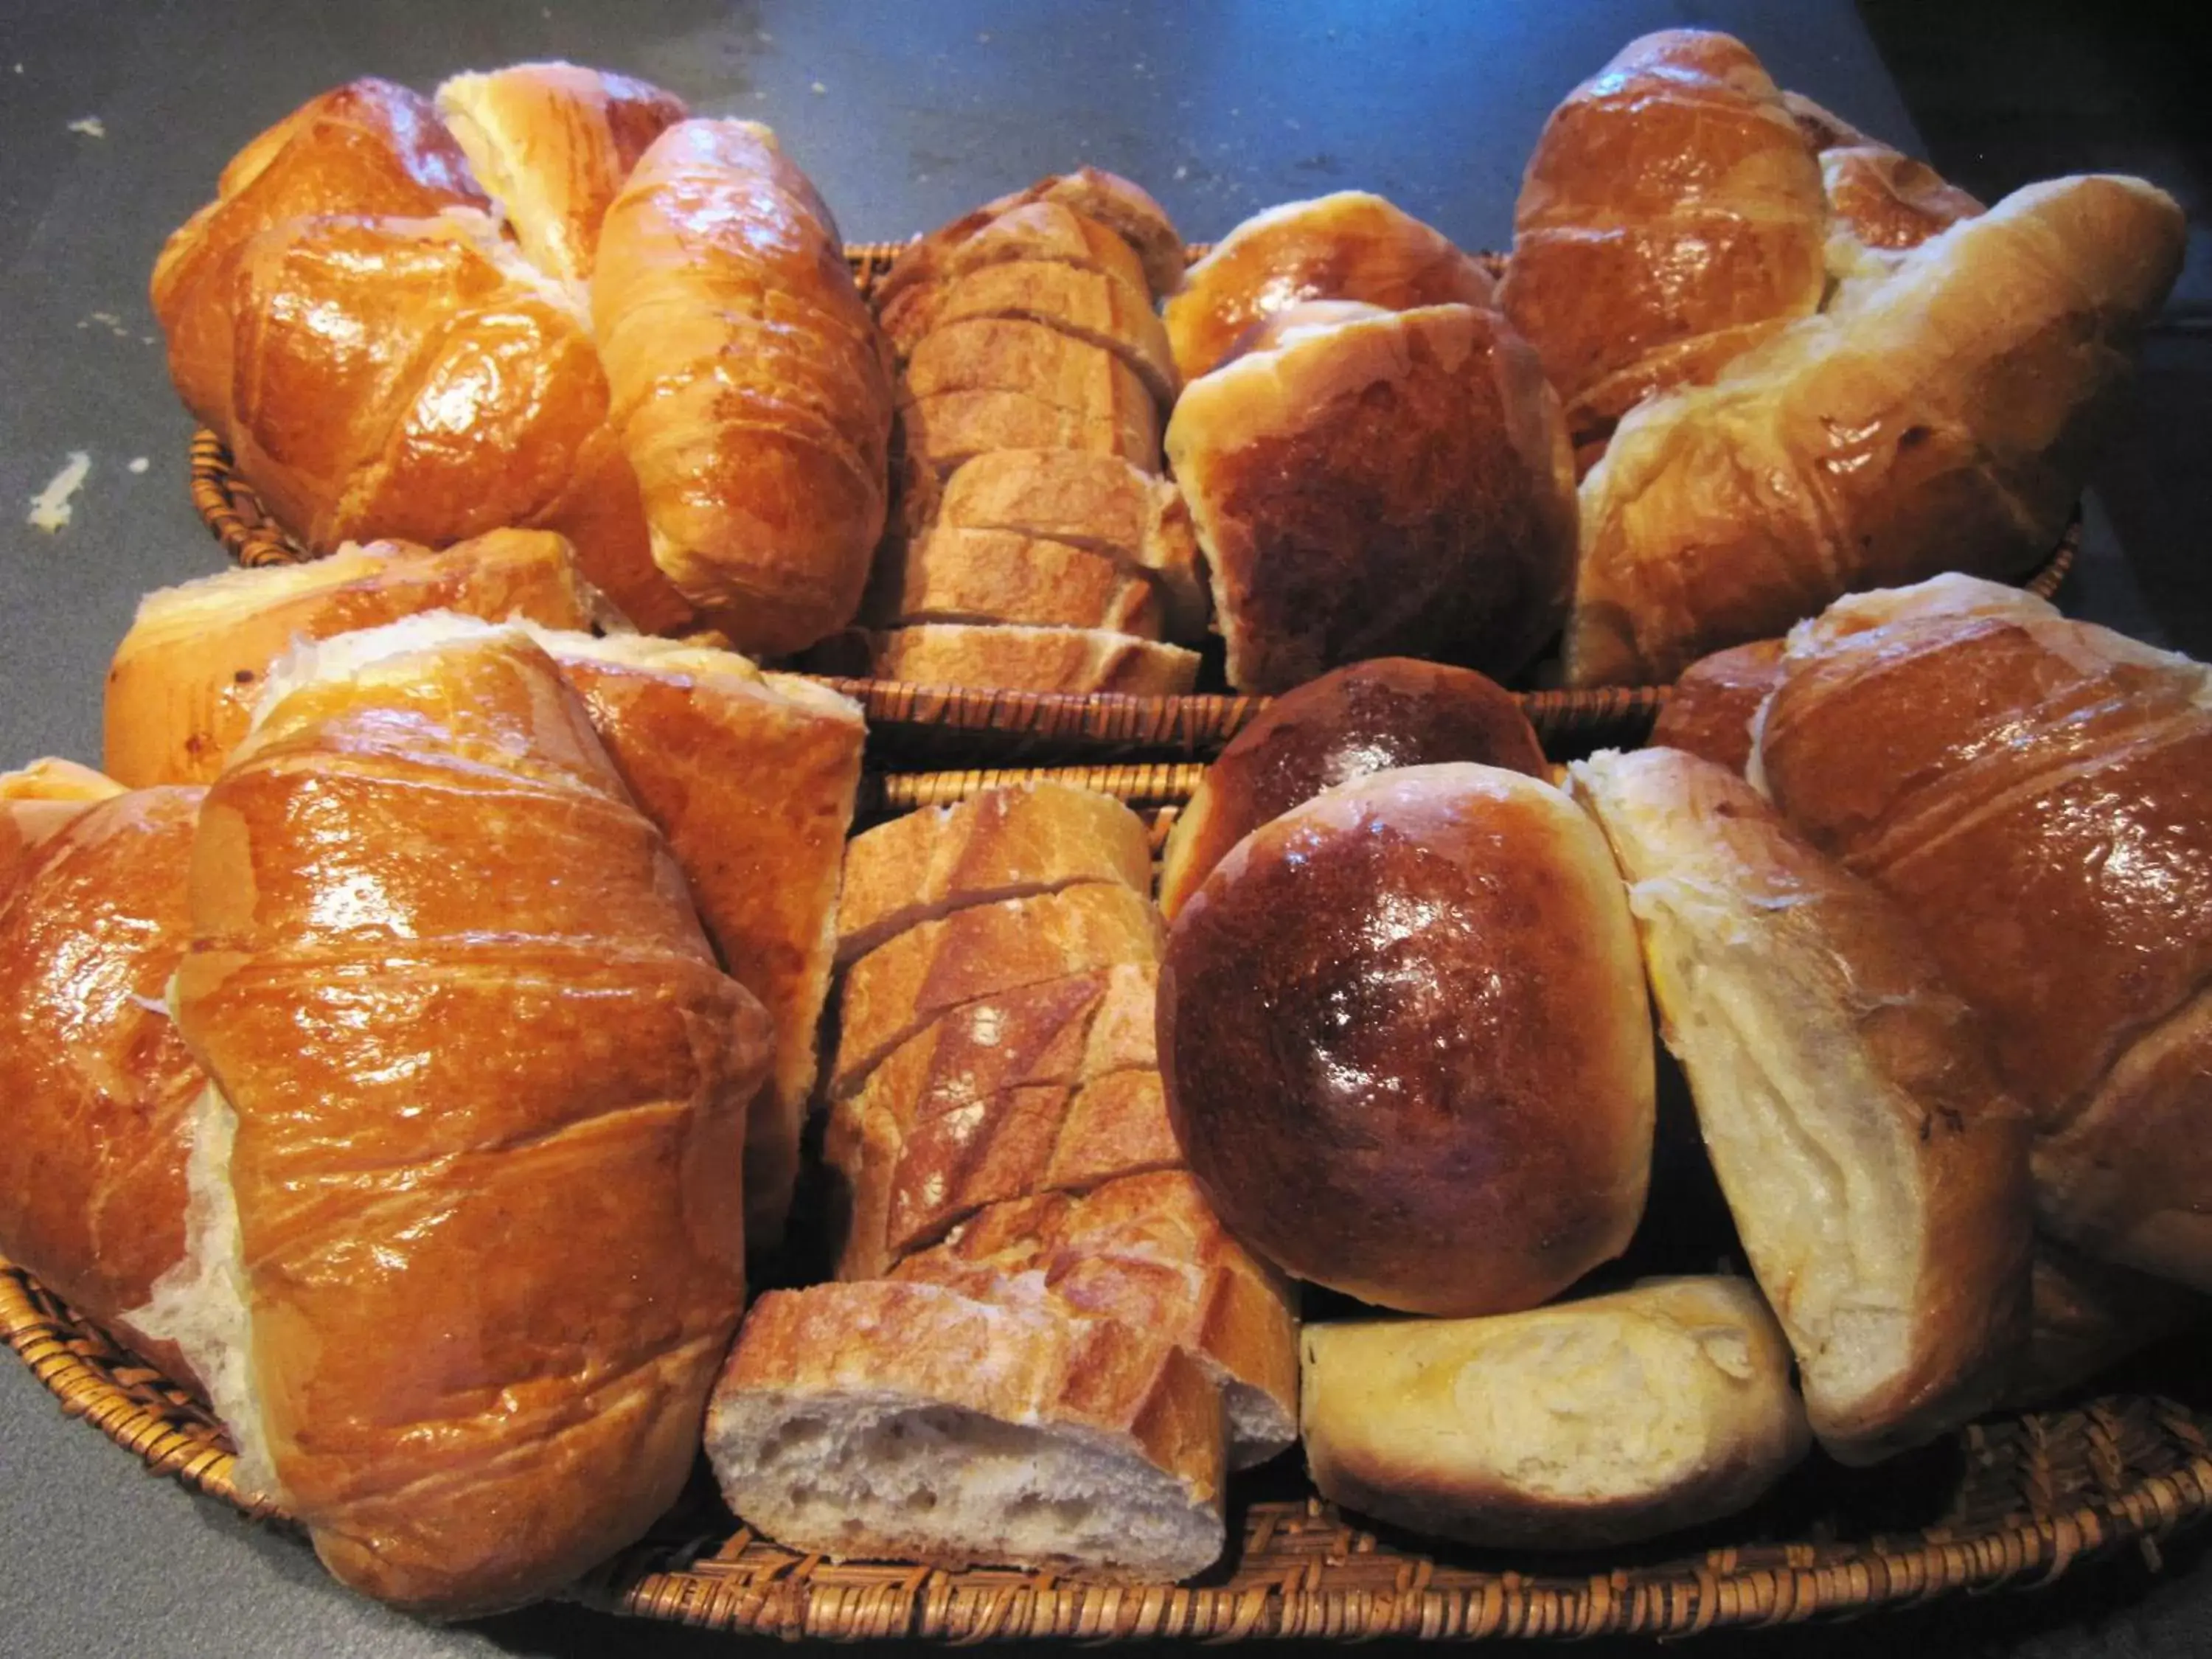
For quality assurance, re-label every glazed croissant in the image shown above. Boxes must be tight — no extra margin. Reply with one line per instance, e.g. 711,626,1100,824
151,621,771,1617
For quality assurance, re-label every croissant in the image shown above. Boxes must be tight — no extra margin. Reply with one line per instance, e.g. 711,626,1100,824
1758,579,2212,1293
152,621,771,1616
594,119,894,656
1499,30,1828,456
1566,173,2185,686
0,757,125,891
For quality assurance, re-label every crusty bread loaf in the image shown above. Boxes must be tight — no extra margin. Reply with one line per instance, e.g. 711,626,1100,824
0,785,207,1390
836,782,1153,964
1566,175,2185,685
863,524,1169,636
832,883,1164,1100
902,319,1163,428
900,383,1162,476
1646,639,1784,775
1302,1278,1809,1548
894,1170,1299,1468
1758,581,2212,1290
706,1279,1225,1581
1571,748,2031,1462
102,531,605,790
434,62,687,282
1158,658,1546,919
0,759,125,893
1165,191,1497,381
1166,302,1576,694
1499,30,1829,454
880,260,1178,408
156,621,770,1616
1161,764,1655,1315
875,198,1154,316
863,624,1200,695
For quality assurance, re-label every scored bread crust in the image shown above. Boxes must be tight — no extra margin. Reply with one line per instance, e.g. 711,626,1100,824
894,1169,1299,1469
1301,1277,1809,1548
836,782,1153,964
706,1279,1225,1582
1570,747,2031,1463
864,624,1200,695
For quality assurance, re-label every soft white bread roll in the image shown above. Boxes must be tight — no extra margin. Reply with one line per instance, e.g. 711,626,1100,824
1566,175,2186,685
0,784,207,1391
0,758,126,893
155,620,771,1616
1166,302,1576,694
1302,1278,1809,1548
434,62,687,282
593,119,894,654
706,1279,1225,1582
893,1170,1299,1469
1757,580,2212,1290
1570,748,2031,1462
835,782,1153,964
1161,764,1654,1316
102,530,606,790
861,624,1201,695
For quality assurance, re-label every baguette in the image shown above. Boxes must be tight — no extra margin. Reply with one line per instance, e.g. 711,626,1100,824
898,384,1161,476
880,260,1178,407
863,525,1168,636
864,624,1201,695
875,198,1153,314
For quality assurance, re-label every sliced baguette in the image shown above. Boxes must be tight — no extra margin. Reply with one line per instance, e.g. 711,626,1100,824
1568,748,2032,1463
866,624,1201,695
899,385,1161,476
875,199,1154,313
902,319,1160,422
896,1170,1299,1468
706,1279,1225,1582
836,784,1153,964
863,524,1168,636
880,261,1178,406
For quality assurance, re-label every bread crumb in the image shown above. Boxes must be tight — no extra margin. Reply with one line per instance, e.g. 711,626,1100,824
67,116,105,138
128,456,150,475
27,452,91,532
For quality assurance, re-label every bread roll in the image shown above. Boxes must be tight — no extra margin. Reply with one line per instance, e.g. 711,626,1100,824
434,63,687,282
153,622,770,1616
1158,659,1545,918
706,1279,1225,1581
1758,584,2212,1290
1166,302,1576,694
1161,764,1654,1315
594,119,893,654
860,623,1200,695
837,782,1152,964
102,531,605,789
1646,640,1784,774
1780,91,1983,251
0,786,206,1388
1500,31,1829,455
0,758,125,893
1302,1278,1808,1548
1567,174,2185,686
1571,748,2031,1461
894,1170,1299,1467
1164,192,1497,381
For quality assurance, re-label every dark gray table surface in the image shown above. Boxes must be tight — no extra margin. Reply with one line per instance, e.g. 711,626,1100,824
0,3,2202,1655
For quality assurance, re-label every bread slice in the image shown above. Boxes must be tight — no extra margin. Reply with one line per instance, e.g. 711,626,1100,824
876,199,1153,314
896,1170,1299,1468
864,524,1167,636
831,882,1163,1100
1301,1277,1809,1548
836,783,1153,964
705,1279,1225,1582
902,319,1160,422
898,385,1161,476
1568,748,2032,1463
866,625,1200,695
880,261,1178,407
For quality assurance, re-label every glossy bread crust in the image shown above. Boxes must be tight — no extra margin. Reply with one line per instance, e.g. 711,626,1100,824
1646,639,1784,774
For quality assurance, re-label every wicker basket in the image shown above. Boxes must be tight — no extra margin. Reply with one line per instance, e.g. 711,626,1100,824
6,759,2210,1641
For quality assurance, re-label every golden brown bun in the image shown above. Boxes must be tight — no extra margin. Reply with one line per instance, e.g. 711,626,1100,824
1778,91,1983,251
1302,1278,1809,1548
1571,748,2031,1462
594,119,893,654
170,624,769,1617
434,63,686,282
102,532,603,789
1161,764,1655,1315
1165,192,1497,381
2010,1239,2205,1408
0,787,206,1388
894,1169,1300,1467
1166,303,1576,694
836,782,1153,965
1158,659,1545,919
151,80,485,434
706,1279,1225,1581
880,260,1179,408
1646,639,1784,774
0,759,126,895
861,623,1201,695
1500,31,1829,453
532,632,864,1252
1759,584,2212,1291
1568,175,2185,686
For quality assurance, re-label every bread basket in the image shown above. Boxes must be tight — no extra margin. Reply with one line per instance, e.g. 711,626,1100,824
7,755,2209,1643
181,246,2083,765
